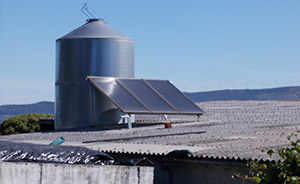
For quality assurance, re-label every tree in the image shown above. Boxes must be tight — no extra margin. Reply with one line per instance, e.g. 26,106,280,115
0,113,54,136
234,135,300,184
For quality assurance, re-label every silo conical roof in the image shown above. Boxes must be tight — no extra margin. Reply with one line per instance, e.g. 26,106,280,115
58,19,133,40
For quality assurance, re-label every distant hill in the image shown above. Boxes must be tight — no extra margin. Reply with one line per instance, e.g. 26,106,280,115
1,86,299,123
185,86,300,102
0,101,54,123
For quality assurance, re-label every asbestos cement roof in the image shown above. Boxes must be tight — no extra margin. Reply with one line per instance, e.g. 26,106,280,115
1,101,300,162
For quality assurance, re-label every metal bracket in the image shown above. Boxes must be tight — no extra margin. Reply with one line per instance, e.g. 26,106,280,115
81,3,95,19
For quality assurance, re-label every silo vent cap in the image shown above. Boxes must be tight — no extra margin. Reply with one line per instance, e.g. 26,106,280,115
86,18,104,23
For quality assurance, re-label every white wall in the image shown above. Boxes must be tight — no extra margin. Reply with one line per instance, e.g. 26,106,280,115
0,162,153,184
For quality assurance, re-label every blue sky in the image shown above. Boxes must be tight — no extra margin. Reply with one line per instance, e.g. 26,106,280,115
0,0,299,105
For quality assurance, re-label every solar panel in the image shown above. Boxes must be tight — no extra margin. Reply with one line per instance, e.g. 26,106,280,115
87,76,203,115
88,77,149,113
118,79,177,113
145,80,204,114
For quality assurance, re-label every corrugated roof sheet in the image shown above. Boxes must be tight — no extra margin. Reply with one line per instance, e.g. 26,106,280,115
1,101,299,162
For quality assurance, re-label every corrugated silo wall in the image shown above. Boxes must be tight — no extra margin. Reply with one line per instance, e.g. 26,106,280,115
55,38,134,129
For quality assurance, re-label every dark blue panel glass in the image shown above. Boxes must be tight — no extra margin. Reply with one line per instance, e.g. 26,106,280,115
89,77,149,113
118,79,177,113
146,80,204,113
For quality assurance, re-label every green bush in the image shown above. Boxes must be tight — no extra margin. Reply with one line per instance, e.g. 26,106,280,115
0,113,54,136
235,135,300,184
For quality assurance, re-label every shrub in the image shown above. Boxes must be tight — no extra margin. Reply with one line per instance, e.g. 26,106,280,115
234,135,300,184
0,113,54,135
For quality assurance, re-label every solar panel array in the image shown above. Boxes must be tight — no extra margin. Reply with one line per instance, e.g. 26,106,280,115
87,76,204,115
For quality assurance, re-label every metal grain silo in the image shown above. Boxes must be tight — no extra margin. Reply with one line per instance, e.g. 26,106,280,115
55,19,134,129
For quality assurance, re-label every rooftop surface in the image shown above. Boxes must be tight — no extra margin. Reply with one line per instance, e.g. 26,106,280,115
1,101,300,162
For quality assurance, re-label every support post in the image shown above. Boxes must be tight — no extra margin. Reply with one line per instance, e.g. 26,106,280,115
164,114,168,121
128,114,132,129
